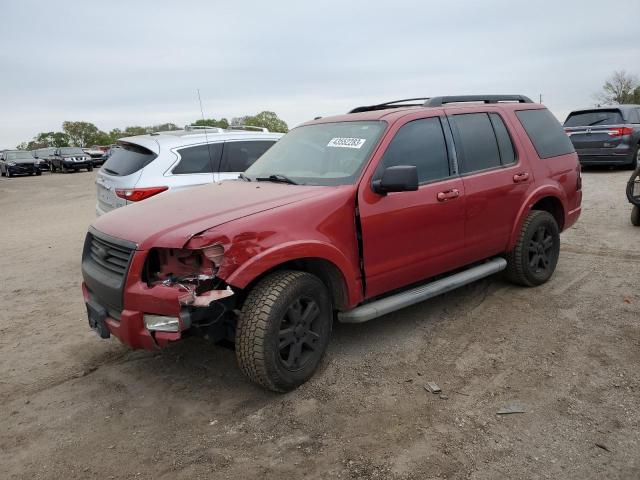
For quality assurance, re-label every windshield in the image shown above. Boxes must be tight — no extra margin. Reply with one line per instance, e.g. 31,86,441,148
60,147,86,155
564,110,624,127
6,151,34,160
245,121,386,185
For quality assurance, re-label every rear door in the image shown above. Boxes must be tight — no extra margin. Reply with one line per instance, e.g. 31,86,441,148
162,142,221,190
216,140,276,181
358,114,466,298
446,110,531,263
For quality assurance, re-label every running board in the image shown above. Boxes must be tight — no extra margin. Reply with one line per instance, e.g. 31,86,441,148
338,257,507,324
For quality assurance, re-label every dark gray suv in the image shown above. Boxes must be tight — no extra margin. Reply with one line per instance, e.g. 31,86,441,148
564,105,640,168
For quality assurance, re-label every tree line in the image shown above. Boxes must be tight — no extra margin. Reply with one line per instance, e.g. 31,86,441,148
16,111,288,150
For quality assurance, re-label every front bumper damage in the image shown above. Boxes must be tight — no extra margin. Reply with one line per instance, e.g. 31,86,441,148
82,234,235,350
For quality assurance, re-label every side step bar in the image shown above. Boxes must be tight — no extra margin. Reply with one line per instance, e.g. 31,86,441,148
338,257,507,324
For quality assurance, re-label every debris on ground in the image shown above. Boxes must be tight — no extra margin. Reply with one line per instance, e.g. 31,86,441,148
496,404,526,415
595,442,611,453
424,382,442,394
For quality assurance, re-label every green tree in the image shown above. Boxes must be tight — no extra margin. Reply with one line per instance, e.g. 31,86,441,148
193,118,229,128
243,111,288,133
62,121,100,147
596,70,639,104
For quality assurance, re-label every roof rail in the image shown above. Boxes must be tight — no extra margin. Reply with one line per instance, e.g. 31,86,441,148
349,98,431,114
424,95,533,107
226,125,269,133
183,125,225,133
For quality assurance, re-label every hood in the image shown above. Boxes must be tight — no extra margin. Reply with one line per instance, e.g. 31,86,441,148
92,181,330,249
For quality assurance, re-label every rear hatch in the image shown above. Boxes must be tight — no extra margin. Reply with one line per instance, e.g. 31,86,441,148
96,140,159,215
564,109,630,153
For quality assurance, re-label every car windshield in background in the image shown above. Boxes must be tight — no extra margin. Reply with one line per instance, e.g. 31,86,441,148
245,121,386,186
564,110,624,127
101,143,157,176
6,151,34,160
60,147,86,155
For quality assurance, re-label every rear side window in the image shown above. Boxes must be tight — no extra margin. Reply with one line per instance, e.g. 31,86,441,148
564,109,624,127
102,143,158,177
220,140,275,172
629,109,640,124
172,143,222,174
379,117,450,184
449,113,501,173
516,109,575,159
489,113,516,165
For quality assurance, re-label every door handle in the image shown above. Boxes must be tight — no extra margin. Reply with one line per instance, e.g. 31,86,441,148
513,172,530,183
437,188,460,202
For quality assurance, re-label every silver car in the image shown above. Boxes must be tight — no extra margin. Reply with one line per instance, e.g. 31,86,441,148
95,126,283,216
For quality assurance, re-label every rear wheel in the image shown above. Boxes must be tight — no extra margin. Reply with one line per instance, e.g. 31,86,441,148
505,210,560,287
631,206,640,227
236,270,332,392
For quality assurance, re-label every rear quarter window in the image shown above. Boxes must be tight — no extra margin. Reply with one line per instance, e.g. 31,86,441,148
516,109,575,159
102,143,158,176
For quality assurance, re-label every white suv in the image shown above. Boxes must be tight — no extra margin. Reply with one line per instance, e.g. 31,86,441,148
95,126,283,216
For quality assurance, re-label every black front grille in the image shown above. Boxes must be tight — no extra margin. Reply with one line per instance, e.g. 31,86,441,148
89,235,133,277
82,228,137,313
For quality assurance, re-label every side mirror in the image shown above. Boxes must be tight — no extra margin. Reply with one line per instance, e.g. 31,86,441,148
372,165,418,194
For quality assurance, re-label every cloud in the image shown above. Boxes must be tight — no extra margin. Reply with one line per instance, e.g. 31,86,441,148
0,0,637,147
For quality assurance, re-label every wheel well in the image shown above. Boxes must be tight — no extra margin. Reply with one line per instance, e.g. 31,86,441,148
239,258,349,311
531,196,564,230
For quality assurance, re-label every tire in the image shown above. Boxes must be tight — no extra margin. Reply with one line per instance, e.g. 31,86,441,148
1,169,4,177
35,170,42,176
87,165,94,172
631,205,640,227
236,270,333,392
505,210,560,287
630,144,639,170
61,164,67,174
6,169,11,178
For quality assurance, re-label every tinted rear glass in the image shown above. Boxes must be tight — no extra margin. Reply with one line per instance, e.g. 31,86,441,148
102,143,158,176
173,143,222,174
564,109,624,127
221,140,275,172
449,113,501,173
516,109,575,159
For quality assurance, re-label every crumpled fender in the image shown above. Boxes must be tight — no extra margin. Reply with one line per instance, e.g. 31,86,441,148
507,184,568,251
223,240,363,307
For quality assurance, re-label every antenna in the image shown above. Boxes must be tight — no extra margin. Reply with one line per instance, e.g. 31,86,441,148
197,88,215,173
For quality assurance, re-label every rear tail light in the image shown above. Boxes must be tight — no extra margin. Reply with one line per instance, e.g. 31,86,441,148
608,127,633,137
564,128,573,136
115,186,168,202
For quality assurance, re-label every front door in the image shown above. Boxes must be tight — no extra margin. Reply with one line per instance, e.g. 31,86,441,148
358,115,466,299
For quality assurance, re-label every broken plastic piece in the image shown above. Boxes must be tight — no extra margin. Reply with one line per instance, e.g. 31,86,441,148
179,287,234,307
424,382,441,394
496,404,526,415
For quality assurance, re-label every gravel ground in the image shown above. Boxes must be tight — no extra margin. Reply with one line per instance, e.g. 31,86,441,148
0,168,638,479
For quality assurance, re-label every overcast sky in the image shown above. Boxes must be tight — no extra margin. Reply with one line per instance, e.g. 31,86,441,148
0,0,638,148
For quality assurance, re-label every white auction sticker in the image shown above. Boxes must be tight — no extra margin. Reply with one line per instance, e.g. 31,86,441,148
327,137,366,149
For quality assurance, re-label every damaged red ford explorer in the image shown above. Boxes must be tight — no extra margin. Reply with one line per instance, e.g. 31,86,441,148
82,95,582,392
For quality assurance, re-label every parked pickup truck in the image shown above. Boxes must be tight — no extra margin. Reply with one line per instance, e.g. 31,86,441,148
81,95,582,391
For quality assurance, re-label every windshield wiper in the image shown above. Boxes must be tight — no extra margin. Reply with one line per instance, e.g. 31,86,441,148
255,173,299,185
238,173,252,182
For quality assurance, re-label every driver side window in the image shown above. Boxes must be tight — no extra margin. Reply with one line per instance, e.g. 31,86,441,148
380,117,450,184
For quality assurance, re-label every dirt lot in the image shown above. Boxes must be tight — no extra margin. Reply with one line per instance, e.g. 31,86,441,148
0,168,638,479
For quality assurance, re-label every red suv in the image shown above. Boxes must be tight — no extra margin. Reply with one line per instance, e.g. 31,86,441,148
82,95,582,391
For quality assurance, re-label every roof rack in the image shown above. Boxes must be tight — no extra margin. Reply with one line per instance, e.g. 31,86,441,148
226,125,269,133
424,95,533,107
183,125,225,133
349,98,431,114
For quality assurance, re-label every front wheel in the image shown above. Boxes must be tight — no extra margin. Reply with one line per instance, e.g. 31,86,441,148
631,205,640,227
505,210,560,287
6,169,11,178
87,165,94,172
236,270,333,392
